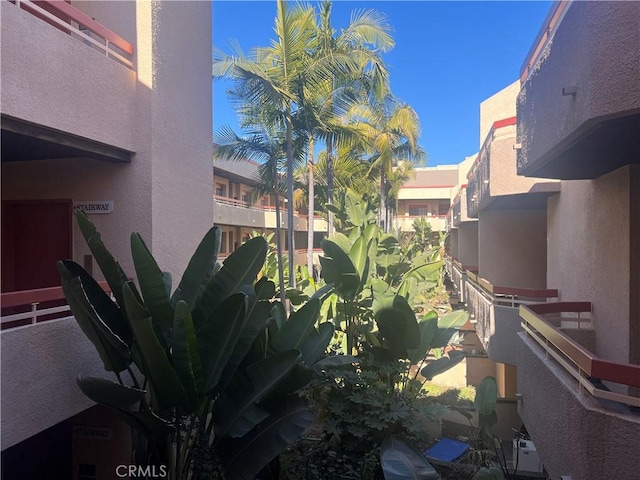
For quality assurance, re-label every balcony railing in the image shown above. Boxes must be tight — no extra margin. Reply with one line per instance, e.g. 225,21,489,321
465,271,558,308
520,302,640,408
10,0,134,69
1,282,111,330
519,1,572,84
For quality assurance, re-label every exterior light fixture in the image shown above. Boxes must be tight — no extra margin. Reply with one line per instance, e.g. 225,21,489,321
562,85,577,96
513,143,522,150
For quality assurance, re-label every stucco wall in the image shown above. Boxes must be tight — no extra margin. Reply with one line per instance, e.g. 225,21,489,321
0,2,138,151
517,333,640,480
449,229,459,259
457,222,478,267
1,318,110,450
143,1,214,282
517,1,640,173
479,80,518,147
547,167,632,363
479,209,547,288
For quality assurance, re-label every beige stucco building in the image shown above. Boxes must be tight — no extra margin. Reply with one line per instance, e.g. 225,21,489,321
447,1,640,478
1,1,213,477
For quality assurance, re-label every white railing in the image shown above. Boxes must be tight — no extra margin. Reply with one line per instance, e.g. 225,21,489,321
1,282,111,329
11,0,134,69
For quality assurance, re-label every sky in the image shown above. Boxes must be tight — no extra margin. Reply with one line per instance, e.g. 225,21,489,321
212,1,552,166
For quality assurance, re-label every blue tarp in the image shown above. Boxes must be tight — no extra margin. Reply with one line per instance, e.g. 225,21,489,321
424,438,470,464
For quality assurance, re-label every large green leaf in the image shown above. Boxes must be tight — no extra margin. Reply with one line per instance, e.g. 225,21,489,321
58,260,132,347
196,293,248,392
75,210,129,309
407,312,439,364
218,298,271,390
403,260,443,282
58,266,131,373
420,353,466,381
131,233,174,332
299,322,334,366
173,300,201,413
171,227,221,309
271,298,320,352
78,376,173,439
192,237,266,329
219,396,314,480
380,436,441,480
430,310,470,348
321,240,360,299
474,376,498,416
330,232,353,254
374,295,420,354
213,349,301,439
123,282,186,409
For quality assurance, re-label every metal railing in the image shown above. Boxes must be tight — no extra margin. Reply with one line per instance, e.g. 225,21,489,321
10,0,134,69
1,281,111,329
465,271,559,308
520,302,640,407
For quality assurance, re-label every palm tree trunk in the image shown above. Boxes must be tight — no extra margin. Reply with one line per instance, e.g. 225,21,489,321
380,171,388,233
285,113,296,288
273,164,286,304
307,138,315,276
326,136,334,237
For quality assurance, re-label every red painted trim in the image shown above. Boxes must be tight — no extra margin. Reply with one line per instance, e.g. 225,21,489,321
1,281,111,308
528,302,592,315
521,303,640,388
28,1,134,55
492,116,517,130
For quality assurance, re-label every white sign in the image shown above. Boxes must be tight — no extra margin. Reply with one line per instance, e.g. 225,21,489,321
74,200,113,214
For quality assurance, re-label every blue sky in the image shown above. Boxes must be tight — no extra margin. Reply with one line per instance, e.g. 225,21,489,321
213,1,552,166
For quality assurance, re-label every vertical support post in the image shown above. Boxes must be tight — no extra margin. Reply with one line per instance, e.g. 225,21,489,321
31,302,39,324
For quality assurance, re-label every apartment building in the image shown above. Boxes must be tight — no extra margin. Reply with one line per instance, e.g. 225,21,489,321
1,1,213,477
514,1,640,479
394,165,457,233
212,158,455,266
447,1,640,478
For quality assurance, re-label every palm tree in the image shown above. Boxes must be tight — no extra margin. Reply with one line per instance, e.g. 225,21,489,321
308,1,394,237
214,0,318,288
348,98,425,233
213,125,289,303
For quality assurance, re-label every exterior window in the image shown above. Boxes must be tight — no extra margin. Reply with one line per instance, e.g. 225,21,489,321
215,184,226,197
220,232,228,253
409,206,428,216
261,197,268,206
241,192,249,202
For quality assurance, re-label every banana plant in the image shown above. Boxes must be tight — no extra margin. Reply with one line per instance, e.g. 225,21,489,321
59,211,330,480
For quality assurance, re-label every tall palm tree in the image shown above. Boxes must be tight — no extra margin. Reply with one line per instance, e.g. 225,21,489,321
348,98,425,233
309,1,394,237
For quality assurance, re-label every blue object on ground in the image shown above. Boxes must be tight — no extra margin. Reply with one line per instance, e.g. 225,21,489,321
423,438,470,464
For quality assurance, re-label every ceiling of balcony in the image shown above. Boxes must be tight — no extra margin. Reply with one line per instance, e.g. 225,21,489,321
1,116,133,163
519,112,640,180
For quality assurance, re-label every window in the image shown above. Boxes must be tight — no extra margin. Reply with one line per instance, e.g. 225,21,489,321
409,206,428,216
241,192,249,203
215,184,226,197
261,197,268,206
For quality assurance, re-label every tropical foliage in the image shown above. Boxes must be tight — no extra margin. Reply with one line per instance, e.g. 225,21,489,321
59,211,346,480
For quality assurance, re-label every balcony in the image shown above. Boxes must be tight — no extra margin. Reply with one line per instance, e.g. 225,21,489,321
213,196,308,231
517,302,640,480
467,117,559,217
451,186,476,228
1,285,113,450
393,214,447,232
517,1,640,180
464,272,558,366
1,0,138,154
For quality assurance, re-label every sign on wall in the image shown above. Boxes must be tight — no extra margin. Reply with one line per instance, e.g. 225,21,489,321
73,201,113,214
